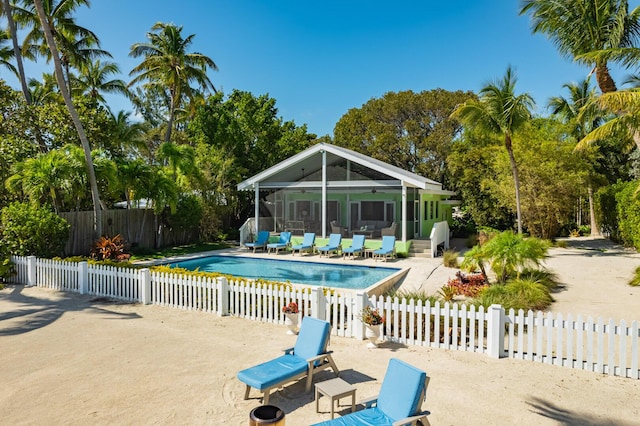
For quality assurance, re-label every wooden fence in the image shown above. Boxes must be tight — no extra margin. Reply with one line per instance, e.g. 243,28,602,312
58,209,199,256
10,255,640,380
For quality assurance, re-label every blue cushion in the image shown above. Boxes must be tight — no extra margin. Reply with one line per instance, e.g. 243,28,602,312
237,354,307,391
311,407,393,426
294,317,330,361
376,358,426,421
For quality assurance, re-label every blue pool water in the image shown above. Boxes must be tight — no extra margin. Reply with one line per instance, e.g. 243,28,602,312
170,255,400,290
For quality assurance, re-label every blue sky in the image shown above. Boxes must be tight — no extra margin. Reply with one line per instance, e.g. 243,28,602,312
6,0,640,137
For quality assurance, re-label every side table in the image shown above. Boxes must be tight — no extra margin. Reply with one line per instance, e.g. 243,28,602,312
315,377,356,419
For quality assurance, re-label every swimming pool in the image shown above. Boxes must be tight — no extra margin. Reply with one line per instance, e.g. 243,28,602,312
169,255,401,290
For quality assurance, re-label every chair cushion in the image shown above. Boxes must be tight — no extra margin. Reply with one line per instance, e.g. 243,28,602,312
294,317,330,360
237,354,307,391
311,407,393,426
377,358,426,421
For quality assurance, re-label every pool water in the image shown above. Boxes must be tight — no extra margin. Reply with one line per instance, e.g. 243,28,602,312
170,255,400,290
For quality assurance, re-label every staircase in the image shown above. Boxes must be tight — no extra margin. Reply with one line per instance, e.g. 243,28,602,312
407,238,432,258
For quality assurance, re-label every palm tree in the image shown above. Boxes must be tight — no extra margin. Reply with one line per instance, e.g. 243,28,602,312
452,66,534,234
1,0,30,104
548,80,605,236
32,0,102,238
109,110,148,158
72,59,129,104
520,0,640,94
0,28,17,76
14,0,110,92
129,22,218,142
28,73,61,105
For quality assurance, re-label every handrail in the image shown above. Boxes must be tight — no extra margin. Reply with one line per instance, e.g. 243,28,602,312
429,221,450,257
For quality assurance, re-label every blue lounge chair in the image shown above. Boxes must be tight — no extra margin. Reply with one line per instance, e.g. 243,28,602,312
374,236,396,262
267,231,292,254
291,232,316,256
237,317,339,405
244,230,271,253
342,234,366,259
317,233,342,257
311,358,430,426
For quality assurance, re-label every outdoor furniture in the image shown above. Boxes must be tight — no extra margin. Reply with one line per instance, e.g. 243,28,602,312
330,221,347,237
244,230,270,253
373,236,396,261
342,234,366,259
237,316,340,405
381,222,397,238
267,232,291,254
315,377,356,419
311,358,430,426
291,232,316,256
285,220,306,235
317,233,342,257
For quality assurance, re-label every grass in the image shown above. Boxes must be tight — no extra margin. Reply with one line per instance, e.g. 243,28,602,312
629,266,640,287
442,249,459,268
474,277,554,311
129,241,231,261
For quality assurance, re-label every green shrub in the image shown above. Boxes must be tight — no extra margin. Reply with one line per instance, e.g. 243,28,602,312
385,288,439,306
474,278,554,311
519,268,560,290
0,257,15,286
442,249,459,268
0,202,70,257
615,181,640,249
630,266,640,287
594,181,629,243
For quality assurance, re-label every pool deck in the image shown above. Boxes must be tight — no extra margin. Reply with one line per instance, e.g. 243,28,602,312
141,241,467,297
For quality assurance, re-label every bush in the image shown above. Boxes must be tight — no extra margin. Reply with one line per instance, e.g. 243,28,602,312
0,257,15,286
0,202,70,257
474,278,554,311
630,266,640,287
90,234,131,261
442,249,459,268
446,272,488,297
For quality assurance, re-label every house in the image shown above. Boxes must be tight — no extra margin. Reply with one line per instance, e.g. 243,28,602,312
237,142,459,256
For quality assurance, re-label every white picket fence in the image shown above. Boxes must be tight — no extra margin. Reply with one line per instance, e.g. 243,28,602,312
9,255,640,380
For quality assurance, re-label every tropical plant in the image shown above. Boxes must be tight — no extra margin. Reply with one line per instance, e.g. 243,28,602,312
90,234,130,261
451,66,534,234
129,22,218,142
0,0,31,104
71,59,129,104
359,305,384,325
474,277,554,311
0,201,70,257
0,28,17,76
629,265,640,286
0,257,15,285
520,0,640,94
31,0,103,238
442,249,459,268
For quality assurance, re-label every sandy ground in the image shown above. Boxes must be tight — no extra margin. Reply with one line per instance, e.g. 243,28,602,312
1,237,640,425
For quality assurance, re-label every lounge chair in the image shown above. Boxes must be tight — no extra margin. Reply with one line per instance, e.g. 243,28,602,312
342,234,366,259
381,222,397,237
373,236,396,261
317,233,342,257
311,358,430,426
244,230,270,253
291,232,316,256
237,316,340,405
267,232,292,254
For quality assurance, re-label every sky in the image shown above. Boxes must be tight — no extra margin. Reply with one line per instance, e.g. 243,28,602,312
5,0,640,137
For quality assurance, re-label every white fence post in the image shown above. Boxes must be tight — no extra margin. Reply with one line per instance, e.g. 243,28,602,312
217,277,229,316
310,287,326,320
487,304,505,358
78,261,88,294
354,292,368,340
27,256,37,287
139,269,151,304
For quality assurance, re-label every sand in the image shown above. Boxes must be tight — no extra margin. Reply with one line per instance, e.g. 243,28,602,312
1,237,640,425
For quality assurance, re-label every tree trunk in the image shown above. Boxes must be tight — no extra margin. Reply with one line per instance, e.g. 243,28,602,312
164,89,177,142
588,185,600,237
505,134,523,234
33,0,103,240
2,0,30,104
595,62,617,94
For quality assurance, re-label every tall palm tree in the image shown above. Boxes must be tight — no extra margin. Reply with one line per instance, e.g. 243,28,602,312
520,0,640,94
0,28,17,76
72,59,128,104
452,66,534,234
14,0,110,92
548,80,605,236
32,0,102,238
129,22,218,142
27,73,61,105
1,0,30,104
109,110,148,158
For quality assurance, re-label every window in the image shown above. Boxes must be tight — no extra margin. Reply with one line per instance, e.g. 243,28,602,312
435,201,439,219
361,201,384,221
424,201,429,220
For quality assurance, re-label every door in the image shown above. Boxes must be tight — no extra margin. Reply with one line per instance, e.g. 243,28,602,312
414,200,420,239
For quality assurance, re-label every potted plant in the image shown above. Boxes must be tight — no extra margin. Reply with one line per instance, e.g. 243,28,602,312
360,305,384,348
282,301,299,335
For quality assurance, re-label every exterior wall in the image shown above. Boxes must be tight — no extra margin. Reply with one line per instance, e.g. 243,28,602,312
420,194,454,237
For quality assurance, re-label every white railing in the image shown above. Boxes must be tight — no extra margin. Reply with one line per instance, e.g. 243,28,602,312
429,221,450,257
239,218,256,246
9,255,640,380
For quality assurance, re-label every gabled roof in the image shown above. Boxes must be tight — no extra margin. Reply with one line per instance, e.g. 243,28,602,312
237,142,442,191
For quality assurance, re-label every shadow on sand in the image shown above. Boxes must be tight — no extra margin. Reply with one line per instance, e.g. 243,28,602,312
0,284,141,336
527,396,635,426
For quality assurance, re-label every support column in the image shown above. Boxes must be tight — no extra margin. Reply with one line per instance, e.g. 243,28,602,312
401,185,407,242
254,182,260,234
487,304,505,358
321,149,327,239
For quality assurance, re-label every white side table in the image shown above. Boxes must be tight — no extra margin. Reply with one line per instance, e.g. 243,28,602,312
315,377,356,419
